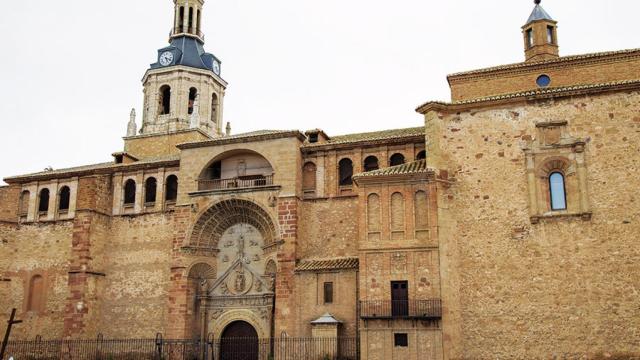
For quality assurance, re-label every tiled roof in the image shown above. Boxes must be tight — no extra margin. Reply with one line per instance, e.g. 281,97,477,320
178,130,306,149
295,257,359,272
416,79,640,113
447,48,640,78
4,155,180,182
353,159,431,179
304,127,424,147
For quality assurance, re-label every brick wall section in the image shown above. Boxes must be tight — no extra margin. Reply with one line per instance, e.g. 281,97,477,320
274,197,298,336
297,197,358,259
166,206,194,338
63,176,112,338
424,90,640,358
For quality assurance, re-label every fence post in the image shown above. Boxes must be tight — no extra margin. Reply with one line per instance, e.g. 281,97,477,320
155,333,163,360
95,333,103,360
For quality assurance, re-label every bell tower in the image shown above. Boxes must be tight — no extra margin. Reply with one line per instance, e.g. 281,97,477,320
522,0,559,62
139,0,226,137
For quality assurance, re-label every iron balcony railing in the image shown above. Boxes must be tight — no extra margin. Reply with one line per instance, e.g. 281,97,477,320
359,299,442,319
198,175,274,191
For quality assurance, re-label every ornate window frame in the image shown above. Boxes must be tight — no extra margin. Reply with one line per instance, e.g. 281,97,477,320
523,121,592,224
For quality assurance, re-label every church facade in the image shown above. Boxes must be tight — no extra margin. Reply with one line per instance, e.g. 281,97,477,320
1,1,639,359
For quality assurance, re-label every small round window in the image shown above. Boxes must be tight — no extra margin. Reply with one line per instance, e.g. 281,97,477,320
536,74,551,88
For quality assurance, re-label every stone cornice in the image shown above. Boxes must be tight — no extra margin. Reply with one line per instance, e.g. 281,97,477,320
142,65,228,87
416,79,640,114
123,128,211,141
447,48,640,83
4,158,180,184
301,135,425,153
177,131,306,150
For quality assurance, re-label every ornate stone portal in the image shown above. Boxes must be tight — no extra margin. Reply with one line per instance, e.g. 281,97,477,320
189,200,277,338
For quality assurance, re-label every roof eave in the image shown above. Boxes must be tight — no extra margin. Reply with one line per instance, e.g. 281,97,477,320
177,131,307,150
4,159,181,184
417,79,640,115
353,171,436,186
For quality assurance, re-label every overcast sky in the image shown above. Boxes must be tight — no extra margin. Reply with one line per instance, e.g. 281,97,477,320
0,0,637,182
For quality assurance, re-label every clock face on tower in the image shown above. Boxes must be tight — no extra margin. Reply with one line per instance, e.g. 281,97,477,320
212,61,221,76
159,51,174,66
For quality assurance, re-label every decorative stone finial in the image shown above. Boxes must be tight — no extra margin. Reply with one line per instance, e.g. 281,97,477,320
534,0,541,4
127,108,137,137
226,122,232,136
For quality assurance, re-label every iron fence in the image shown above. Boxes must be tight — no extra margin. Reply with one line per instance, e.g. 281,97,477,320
0,335,358,360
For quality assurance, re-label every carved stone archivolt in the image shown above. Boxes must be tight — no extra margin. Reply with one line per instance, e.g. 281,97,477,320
187,199,277,250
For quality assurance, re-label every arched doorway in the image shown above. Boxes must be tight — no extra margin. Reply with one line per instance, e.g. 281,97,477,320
220,321,259,360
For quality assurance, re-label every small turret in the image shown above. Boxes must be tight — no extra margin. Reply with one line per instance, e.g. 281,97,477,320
522,0,559,62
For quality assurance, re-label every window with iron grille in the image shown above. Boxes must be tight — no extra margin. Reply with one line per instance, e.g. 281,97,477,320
324,282,333,304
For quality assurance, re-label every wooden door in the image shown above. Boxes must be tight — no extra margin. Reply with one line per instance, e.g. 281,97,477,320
391,281,409,317
220,321,259,360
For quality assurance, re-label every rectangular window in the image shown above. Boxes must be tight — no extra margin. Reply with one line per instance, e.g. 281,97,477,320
526,29,534,48
394,333,408,347
547,26,554,44
323,282,333,304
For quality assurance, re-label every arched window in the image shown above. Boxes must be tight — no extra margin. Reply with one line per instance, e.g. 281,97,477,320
124,179,136,206
165,175,178,202
188,87,198,115
159,85,171,115
196,10,201,33
58,186,71,212
338,158,353,186
188,7,194,33
178,7,185,32
145,178,157,204
364,156,379,172
416,150,426,160
211,93,219,126
19,190,30,216
549,172,567,211
390,153,405,166
302,162,317,192
38,189,50,214
27,275,44,312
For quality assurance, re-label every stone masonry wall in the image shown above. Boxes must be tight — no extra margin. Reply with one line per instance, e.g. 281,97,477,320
425,90,640,358
97,213,175,338
0,221,73,339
